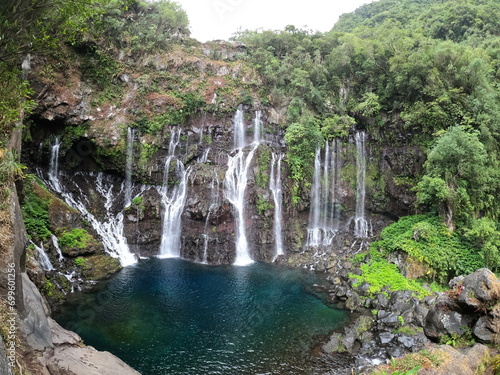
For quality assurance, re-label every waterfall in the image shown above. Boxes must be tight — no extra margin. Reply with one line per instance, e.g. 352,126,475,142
253,110,262,143
45,140,137,266
157,128,191,258
308,148,322,246
168,127,181,155
233,105,246,149
269,153,284,259
306,140,342,247
32,242,54,271
354,132,370,238
63,174,137,266
224,107,259,266
197,148,210,163
48,136,63,193
124,127,135,207
51,234,65,263
332,139,342,222
202,172,220,264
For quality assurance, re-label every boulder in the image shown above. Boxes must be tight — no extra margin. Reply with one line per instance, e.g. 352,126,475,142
322,333,346,354
473,315,500,344
424,308,469,340
46,345,141,375
456,268,500,310
345,292,362,311
18,273,53,351
42,319,141,375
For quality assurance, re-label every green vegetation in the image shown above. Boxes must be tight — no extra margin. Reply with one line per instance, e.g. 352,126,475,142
22,176,52,241
284,118,322,184
232,0,500,268
374,214,486,282
93,0,191,56
350,249,430,298
256,196,274,216
438,328,475,348
255,148,271,188
133,92,205,134
74,257,89,268
131,196,143,206
58,228,94,250
371,348,444,374
490,354,500,375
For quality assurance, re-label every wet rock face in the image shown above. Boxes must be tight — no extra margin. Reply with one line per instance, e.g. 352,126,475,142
23,46,432,268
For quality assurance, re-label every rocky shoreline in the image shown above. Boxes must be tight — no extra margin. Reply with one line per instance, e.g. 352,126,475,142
313,266,500,374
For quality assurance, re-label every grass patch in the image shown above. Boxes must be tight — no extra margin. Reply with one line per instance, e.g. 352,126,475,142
372,349,446,374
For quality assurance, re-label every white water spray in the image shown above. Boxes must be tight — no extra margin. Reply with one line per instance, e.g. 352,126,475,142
306,140,342,247
51,234,65,263
32,241,54,271
48,136,63,193
157,128,191,258
253,110,262,144
224,106,260,266
354,131,370,238
269,153,284,259
45,138,136,266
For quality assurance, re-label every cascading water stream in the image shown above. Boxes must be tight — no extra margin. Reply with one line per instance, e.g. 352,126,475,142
48,136,63,193
124,127,135,207
306,140,342,247
224,106,260,266
253,110,262,143
202,172,220,264
354,131,370,238
32,241,54,271
269,153,284,260
233,106,246,149
197,148,210,163
157,127,191,258
45,140,137,266
225,147,257,265
51,234,65,263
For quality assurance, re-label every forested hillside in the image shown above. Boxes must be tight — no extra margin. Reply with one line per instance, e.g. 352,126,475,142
1,0,500,372
231,0,500,277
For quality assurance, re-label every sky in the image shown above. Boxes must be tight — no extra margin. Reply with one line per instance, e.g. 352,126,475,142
173,0,378,42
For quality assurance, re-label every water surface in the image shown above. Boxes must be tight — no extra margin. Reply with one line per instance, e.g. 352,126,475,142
54,259,349,374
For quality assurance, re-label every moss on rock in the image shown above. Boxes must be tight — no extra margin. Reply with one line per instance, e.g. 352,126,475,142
80,254,122,281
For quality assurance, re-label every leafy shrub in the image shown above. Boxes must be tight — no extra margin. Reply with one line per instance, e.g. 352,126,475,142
74,257,88,267
58,228,93,249
374,215,484,282
22,176,52,241
131,196,143,206
349,257,430,298
284,118,322,183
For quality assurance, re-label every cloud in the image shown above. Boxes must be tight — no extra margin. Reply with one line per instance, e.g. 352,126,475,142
173,0,376,42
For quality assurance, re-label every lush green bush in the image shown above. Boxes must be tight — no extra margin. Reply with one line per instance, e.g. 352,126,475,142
350,255,430,298
58,228,93,249
22,177,52,241
374,215,484,282
284,118,322,183
92,0,190,55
